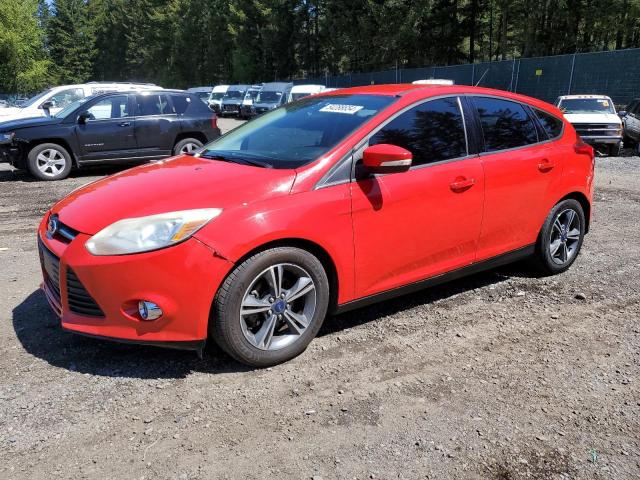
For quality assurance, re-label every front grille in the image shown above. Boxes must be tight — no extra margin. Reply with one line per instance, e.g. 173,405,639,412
66,268,104,317
574,123,620,137
223,104,239,112
38,239,61,303
46,214,79,244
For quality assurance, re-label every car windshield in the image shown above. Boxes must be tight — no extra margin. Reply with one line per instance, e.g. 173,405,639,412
195,92,210,101
224,90,245,100
256,91,283,103
53,96,95,118
559,98,615,114
209,92,225,101
245,90,260,100
198,94,396,169
20,89,54,108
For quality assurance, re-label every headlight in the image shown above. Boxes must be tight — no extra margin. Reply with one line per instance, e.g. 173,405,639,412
85,208,222,256
0,132,15,144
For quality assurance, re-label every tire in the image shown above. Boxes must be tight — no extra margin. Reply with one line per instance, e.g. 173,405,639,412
211,247,330,367
532,199,586,275
27,143,73,181
173,138,203,156
607,143,622,157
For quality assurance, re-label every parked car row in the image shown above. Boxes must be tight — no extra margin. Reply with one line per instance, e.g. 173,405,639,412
206,83,334,119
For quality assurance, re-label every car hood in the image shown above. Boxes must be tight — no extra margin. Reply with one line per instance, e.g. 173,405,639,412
254,102,278,109
52,155,297,234
222,99,242,105
563,113,621,125
0,107,22,117
0,115,61,131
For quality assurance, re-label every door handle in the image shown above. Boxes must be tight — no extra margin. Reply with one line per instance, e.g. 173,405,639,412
450,177,475,193
538,158,555,172
118,122,131,127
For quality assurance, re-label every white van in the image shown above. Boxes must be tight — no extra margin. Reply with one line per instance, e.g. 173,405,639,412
288,84,325,102
208,85,229,112
0,82,160,124
412,79,455,85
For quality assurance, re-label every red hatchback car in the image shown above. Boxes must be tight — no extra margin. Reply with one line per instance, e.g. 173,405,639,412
38,85,594,367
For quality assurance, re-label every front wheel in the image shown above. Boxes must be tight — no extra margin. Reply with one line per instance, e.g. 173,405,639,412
27,143,73,181
211,247,330,367
607,142,622,157
532,199,586,275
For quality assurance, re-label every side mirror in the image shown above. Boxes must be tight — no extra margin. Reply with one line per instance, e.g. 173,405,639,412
362,144,412,174
77,111,90,125
618,110,627,118
40,100,54,111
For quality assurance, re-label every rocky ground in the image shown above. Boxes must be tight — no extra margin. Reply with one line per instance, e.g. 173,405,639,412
0,119,638,479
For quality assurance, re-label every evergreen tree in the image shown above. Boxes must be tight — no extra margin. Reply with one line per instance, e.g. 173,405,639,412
48,0,96,84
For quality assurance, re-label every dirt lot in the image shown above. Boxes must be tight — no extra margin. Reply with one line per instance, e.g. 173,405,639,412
0,118,638,479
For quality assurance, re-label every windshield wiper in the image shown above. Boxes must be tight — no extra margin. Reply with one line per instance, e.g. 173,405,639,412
199,153,273,168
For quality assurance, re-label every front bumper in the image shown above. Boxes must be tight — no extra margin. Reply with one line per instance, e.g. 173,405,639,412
37,214,233,349
0,143,19,164
580,136,622,145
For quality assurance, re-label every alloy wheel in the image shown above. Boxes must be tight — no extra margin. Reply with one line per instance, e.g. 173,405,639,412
549,208,581,265
239,263,317,351
36,149,67,177
180,142,200,154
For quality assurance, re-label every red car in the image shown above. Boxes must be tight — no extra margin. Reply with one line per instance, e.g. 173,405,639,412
38,84,594,367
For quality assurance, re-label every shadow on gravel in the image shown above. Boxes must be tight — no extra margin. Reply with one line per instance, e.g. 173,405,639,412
12,290,252,379
0,164,128,182
322,261,539,337
14,262,537,377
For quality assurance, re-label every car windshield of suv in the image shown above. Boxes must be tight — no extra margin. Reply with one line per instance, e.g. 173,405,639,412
209,92,225,101
559,98,615,114
198,94,396,169
53,96,95,118
195,92,210,102
20,89,53,108
224,90,245,100
245,90,260,101
256,91,283,103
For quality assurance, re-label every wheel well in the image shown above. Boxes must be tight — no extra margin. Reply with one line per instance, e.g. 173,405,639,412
560,192,591,233
22,138,78,167
174,132,208,149
228,238,340,312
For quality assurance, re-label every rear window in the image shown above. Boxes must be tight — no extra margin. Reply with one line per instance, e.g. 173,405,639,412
473,97,538,152
534,109,564,139
136,94,172,116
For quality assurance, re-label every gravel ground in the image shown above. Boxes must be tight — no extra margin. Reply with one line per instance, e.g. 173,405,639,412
0,119,638,479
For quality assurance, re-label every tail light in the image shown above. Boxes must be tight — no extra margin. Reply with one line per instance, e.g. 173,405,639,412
574,141,594,158
211,114,218,130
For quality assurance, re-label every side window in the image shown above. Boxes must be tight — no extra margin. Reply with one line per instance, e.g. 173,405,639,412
473,97,538,152
369,97,467,167
170,94,191,114
86,95,130,120
49,88,84,109
136,94,173,116
534,108,564,139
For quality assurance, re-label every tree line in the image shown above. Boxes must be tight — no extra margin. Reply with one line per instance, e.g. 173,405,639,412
1,0,639,94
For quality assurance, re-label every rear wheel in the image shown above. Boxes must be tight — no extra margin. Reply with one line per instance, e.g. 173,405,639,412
532,199,585,275
173,138,203,156
211,247,330,367
27,143,72,181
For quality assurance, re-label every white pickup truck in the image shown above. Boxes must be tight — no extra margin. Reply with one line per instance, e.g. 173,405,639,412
0,82,159,124
556,94,623,156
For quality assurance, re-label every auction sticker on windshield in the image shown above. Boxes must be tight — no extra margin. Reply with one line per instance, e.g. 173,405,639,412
319,104,364,114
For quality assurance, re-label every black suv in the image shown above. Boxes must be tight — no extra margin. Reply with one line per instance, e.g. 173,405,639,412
0,90,220,180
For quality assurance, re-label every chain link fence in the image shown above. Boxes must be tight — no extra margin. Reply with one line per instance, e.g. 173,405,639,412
296,48,640,107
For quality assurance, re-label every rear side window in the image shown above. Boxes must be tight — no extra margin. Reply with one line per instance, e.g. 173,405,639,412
136,94,172,116
170,94,191,114
369,97,467,167
534,109,564,139
473,97,538,152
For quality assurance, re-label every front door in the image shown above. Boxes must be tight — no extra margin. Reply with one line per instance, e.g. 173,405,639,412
75,94,136,161
350,96,485,298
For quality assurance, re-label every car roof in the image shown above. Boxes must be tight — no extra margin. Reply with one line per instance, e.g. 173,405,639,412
316,84,563,116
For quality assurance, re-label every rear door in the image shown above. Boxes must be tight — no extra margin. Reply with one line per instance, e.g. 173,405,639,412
350,96,485,298
133,93,181,158
471,96,564,261
75,94,136,161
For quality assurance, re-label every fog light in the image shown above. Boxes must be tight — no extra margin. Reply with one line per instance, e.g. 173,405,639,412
138,301,163,321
